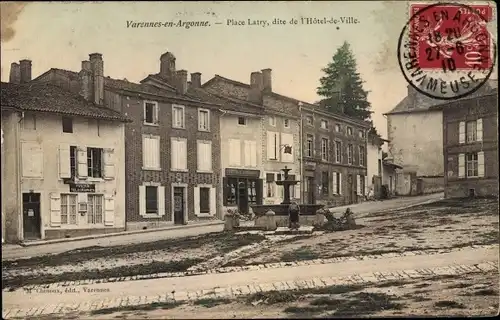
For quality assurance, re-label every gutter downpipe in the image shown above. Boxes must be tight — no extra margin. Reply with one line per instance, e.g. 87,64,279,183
218,108,228,220
16,112,24,242
298,102,304,204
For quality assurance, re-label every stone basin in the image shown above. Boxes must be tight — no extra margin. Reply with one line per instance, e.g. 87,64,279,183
250,204,324,216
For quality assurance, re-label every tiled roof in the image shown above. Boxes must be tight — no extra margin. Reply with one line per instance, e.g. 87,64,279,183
385,80,498,115
429,88,498,111
188,87,264,115
1,82,131,122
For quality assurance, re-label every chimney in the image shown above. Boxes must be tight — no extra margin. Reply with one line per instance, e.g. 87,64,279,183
79,60,92,101
248,71,263,103
9,63,21,84
89,53,104,105
261,68,272,92
176,70,188,94
160,52,176,81
191,72,201,88
19,59,32,83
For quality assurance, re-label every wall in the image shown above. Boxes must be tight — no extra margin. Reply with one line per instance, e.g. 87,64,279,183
419,176,444,194
387,111,443,176
19,112,126,240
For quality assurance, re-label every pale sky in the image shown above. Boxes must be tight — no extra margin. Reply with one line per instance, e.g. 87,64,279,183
1,1,497,139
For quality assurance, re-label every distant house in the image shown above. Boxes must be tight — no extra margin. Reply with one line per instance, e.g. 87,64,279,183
1,60,130,242
384,82,497,196
431,91,498,198
366,129,389,199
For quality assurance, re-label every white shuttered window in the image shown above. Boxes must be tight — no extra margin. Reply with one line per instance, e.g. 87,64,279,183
197,140,212,172
171,138,187,171
229,139,241,166
143,135,160,169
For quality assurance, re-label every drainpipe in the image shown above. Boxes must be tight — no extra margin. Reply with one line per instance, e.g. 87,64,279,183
16,112,24,242
298,102,304,204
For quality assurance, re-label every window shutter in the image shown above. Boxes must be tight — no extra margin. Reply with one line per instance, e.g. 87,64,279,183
194,186,200,216
143,136,149,168
477,118,483,142
267,132,276,160
171,139,179,170
158,186,165,216
223,178,228,206
295,183,300,200
104,195,115,226
258,179,264,204
50,193,61,227
281,133,294,163
204,142,212,171
459,121,465,144
210,187,217,216
244,140,251,166
59,144,71,178
365,176,368,196
103,148,115,180
332,172,338,194
197,142,203,171
180,139,187,170
152,137,160,169
77,147,88,179
478,151,485,177
338,173,342,195
22,143,43,178
229,139,241,166
139,185,146,216
356,175,361,195
250,141,257,167
458,153,465,178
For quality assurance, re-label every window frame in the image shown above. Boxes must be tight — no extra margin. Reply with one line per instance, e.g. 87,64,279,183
466,120,477,143
335,124,341,133
335,140,342,163
466,152,479,177
172,104,186,129
359,146,365,166
198,108,210,132
306,116,314,126
87,147,103,178
321,138,329,161
321,171,329,195
143,100,159,125
62,116,73,133
347,126,353,136
320,119,328,130
306,134,314,157
87,194,104,224
347,144,353,165
145,185,159,214
237,116,247,126
266,173,275,198
269,116,276,126
199,187,211,214
61,194,78,225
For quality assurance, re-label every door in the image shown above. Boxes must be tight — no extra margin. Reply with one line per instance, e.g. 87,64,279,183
173,187,185,225
347,174,355,204
238,180,248,214
23,193,41,240
306,177,315,204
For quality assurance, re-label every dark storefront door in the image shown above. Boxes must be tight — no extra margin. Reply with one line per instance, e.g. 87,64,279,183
173,187,185,225
23,193,41,240
238,181,249,214
306,177,315,204
224,175,262,213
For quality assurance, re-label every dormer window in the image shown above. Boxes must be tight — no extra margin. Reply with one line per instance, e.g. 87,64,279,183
144,101,158,125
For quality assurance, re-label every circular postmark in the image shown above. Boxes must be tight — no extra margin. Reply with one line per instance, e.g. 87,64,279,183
398,2,496,100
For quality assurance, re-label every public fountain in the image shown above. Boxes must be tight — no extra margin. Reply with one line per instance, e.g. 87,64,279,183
250,166,324,219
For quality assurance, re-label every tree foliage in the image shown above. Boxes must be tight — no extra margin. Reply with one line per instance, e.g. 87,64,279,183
317,41,372,121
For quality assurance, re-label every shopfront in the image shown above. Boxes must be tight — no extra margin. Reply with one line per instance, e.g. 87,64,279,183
223,169,263,214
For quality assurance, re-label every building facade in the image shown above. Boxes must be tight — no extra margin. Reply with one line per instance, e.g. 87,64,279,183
438,92,498,198
300,104,371,206
366,130,389,199
203,70,302,207
34,52,223,231
2,63,130,242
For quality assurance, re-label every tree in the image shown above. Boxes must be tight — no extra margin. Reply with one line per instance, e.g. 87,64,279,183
317,41,372,121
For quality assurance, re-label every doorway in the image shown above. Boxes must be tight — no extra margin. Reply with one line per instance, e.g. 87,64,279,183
23,192,41,240
238,181,249,214
306,177,315,204
173,187,185,225
347,174,356,204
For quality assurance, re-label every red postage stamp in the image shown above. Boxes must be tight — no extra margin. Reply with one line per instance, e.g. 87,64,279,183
409,3,494,71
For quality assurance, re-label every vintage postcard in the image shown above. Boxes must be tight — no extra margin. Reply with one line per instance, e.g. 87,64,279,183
1,1,498,319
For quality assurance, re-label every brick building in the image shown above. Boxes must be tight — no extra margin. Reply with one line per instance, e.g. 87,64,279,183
34,52,223,230
203,71,302,207
432,91,498,198
2,59,130,242
300,104,371,206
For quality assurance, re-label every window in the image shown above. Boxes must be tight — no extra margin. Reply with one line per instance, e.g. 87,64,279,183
238,117,246,125
466,120,477,142
62,117,73,133
321,171,329,195
145,186,158,214
144,101,158,125
306,116,313,126
172,105,185,128
306,134,314,157
320,119,328,129
268,132,278,160
88,194,103,224
248,181,257,205
87,148,103,178
143,135,161,170
284,119,290,128
171,138,187,171
70,146,77,178
359,176,365,196
266,173,275,198
466,153,478,177
321,138,329,161
22,114,36,130
335,141,342,163
359,146,365,166
347,127,353,135
199,187,210,214
198,109,210,131
269,116,276,126
359,130,365,138
347,144,353,164
197,140,212,172
61,194,77,225
335,124,341,132
226,178,237,205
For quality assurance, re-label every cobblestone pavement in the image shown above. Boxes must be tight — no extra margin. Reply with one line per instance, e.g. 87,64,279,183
3,244,497,318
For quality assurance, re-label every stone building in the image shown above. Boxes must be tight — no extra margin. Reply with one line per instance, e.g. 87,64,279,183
1,59,130,242
33,52,223,231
